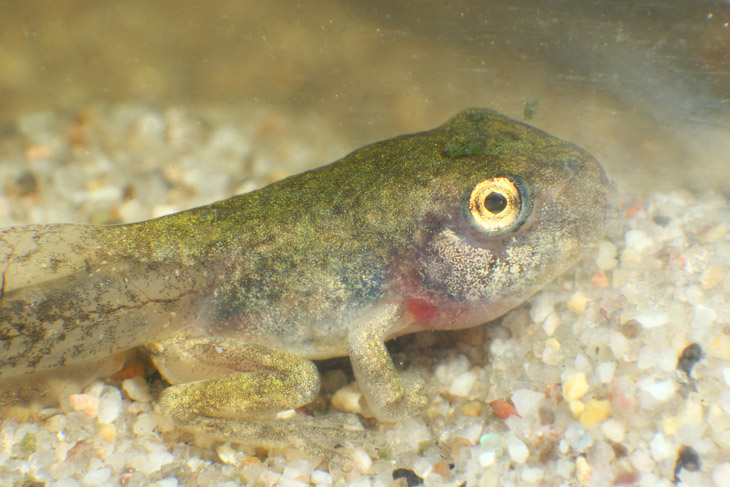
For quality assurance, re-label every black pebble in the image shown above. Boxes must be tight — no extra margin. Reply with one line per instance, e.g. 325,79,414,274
653,214,671,227
677,343,703,377
393,468,424,486
674,445,701,482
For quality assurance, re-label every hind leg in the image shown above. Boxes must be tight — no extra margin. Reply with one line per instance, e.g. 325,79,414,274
148,334,368,457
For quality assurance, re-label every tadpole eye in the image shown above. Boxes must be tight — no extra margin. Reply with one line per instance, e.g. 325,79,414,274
468,176,529,235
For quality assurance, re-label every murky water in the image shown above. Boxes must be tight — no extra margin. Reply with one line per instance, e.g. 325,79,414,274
1,2,729,486
1,1,728,192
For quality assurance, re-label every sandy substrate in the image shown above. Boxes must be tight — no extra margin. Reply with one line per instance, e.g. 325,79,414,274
1,104,729,487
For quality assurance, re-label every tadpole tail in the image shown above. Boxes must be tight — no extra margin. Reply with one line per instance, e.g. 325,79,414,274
0,223,202,380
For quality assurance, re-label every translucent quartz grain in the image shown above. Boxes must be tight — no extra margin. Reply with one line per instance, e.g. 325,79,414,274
510,389,545,418
649,433,673,462
521,467,544,482
122,377,153,402
633,311,669,328
597,362,617,383
449,370,477,397
98,387,123,423
601,419,626,443
507,437,529,464
638,377,678,402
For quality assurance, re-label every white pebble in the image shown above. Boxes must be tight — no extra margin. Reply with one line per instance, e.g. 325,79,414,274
610,331,630,359
187,457,206,472
412,457,433,478
283,458,314,481
217,443,239,466
435,354,469,384
649,433,673,461
350,448,372,474
330,384,363,415
98,387,123,423
625,230,654,252
597,362,616,383
712,462,730,487
630,447,655,473
311,470,332,486
507,437,529,464
490,339,507,357
658,347,680,372
511,389,545,418
449,370,476,397
529,294,555,323
478,450,496,468
82,467,112,485
633,311,669,328
595,240,618,270
638,378,678,402
601,419,625,443
148,450,175,472
122,377,153,402
449,419,484,445
692,304,716,330
541,311,560,337
521,467,544,483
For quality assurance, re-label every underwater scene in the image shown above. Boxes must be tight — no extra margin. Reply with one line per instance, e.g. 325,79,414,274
0,2,729,486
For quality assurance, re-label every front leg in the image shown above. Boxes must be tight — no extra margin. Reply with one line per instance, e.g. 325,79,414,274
148,335,367,457
347,304,428,422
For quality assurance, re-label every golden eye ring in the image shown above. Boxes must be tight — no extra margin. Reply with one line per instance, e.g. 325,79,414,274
467,176,529,235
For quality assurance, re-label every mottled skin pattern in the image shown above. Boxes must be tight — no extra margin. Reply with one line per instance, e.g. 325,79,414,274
0,109,612,455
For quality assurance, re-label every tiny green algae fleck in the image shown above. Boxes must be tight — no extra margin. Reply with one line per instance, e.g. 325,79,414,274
523,97,541,120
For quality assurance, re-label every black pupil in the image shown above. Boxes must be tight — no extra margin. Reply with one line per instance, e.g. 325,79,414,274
483,192,508,214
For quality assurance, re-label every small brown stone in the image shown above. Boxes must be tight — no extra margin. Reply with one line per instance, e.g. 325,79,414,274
621,319,642,339
490,399,519,419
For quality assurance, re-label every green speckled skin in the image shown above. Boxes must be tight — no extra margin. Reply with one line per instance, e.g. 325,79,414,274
0,109,611,454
